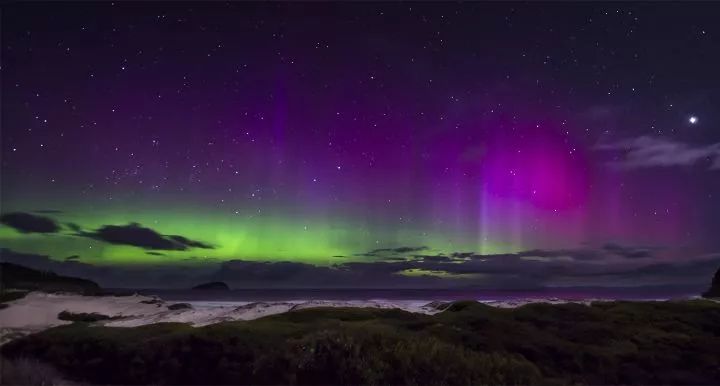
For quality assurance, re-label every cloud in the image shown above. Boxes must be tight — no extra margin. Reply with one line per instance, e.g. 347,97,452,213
0,243,713,290
366,244,661,280
515,248,599,261
359,246,429,257
166,235,213,249
214,260,344,282
77,222,213,251
602,243,653,259
596,136,720,170
66,223,82,232
419,255,458,263
0,212,61,233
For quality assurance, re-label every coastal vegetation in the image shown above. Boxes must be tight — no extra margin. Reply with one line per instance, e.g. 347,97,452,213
3,299,720,385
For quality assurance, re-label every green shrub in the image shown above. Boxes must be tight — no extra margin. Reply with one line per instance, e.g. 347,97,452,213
0,356,66,386
3,300,720,385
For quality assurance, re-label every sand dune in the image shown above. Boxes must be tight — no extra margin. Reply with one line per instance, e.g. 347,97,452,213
0,291,613,344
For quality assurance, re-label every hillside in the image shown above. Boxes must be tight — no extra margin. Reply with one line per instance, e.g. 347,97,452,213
0,262,100,295
703,267,720,298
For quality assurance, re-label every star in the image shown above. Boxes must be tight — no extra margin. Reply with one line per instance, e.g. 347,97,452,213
689,116,698,124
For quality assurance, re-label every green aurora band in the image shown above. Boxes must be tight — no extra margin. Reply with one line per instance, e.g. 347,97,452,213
0,204,519,266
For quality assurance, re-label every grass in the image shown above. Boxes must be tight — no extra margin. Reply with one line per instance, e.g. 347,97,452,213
3,299,720,385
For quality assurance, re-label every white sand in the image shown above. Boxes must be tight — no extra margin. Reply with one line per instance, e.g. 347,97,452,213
0,292,446,341
105,299,445,327
0,292,164,329
0,292,612,344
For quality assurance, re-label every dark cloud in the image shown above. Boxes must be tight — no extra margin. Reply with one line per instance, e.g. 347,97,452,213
343,244,661,284
215,260,343,282
391,246,429,253
77,222,213,251
515,248,600,261
468,245,656,262
355,244,661,280
602,243,653,259
0,212,61,233
166,235,213,249
450,252,475,259
416,255,457,263
361,246,429,256
621,254,720,279
65,255,80,261
146,251,166,256
596,136,720,170
0,244,714,291
66,223,82,232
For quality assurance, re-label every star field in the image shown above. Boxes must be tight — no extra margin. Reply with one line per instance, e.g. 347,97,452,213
1,3,720,288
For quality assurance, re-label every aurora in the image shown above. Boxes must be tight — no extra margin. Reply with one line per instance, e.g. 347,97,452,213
1,2,719,291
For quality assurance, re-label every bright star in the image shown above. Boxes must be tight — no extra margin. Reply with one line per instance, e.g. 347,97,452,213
689,116,698,124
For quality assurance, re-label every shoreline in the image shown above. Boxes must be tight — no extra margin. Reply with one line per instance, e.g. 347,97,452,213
4,292,719,386
0,291,708,345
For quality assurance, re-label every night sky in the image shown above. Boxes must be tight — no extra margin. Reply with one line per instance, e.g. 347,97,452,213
2,3,720,289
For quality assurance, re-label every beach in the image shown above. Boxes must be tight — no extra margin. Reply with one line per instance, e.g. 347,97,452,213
0,291,625,344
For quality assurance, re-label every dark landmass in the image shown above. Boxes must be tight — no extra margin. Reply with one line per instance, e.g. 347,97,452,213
192,281,230,291
0,262,100,295
4,300,720,385
703,267,720,298
57,311,116,323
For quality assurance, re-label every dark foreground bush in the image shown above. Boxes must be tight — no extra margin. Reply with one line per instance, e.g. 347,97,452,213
0,356,67,385
3,300,720,385
254,328,540,385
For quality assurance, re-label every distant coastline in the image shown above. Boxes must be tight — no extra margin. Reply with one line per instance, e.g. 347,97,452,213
136,285,702,302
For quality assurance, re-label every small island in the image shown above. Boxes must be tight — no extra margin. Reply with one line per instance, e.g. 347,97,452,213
191,281,230,291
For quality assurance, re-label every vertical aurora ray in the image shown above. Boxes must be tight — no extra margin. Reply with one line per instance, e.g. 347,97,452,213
1,2,716,289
